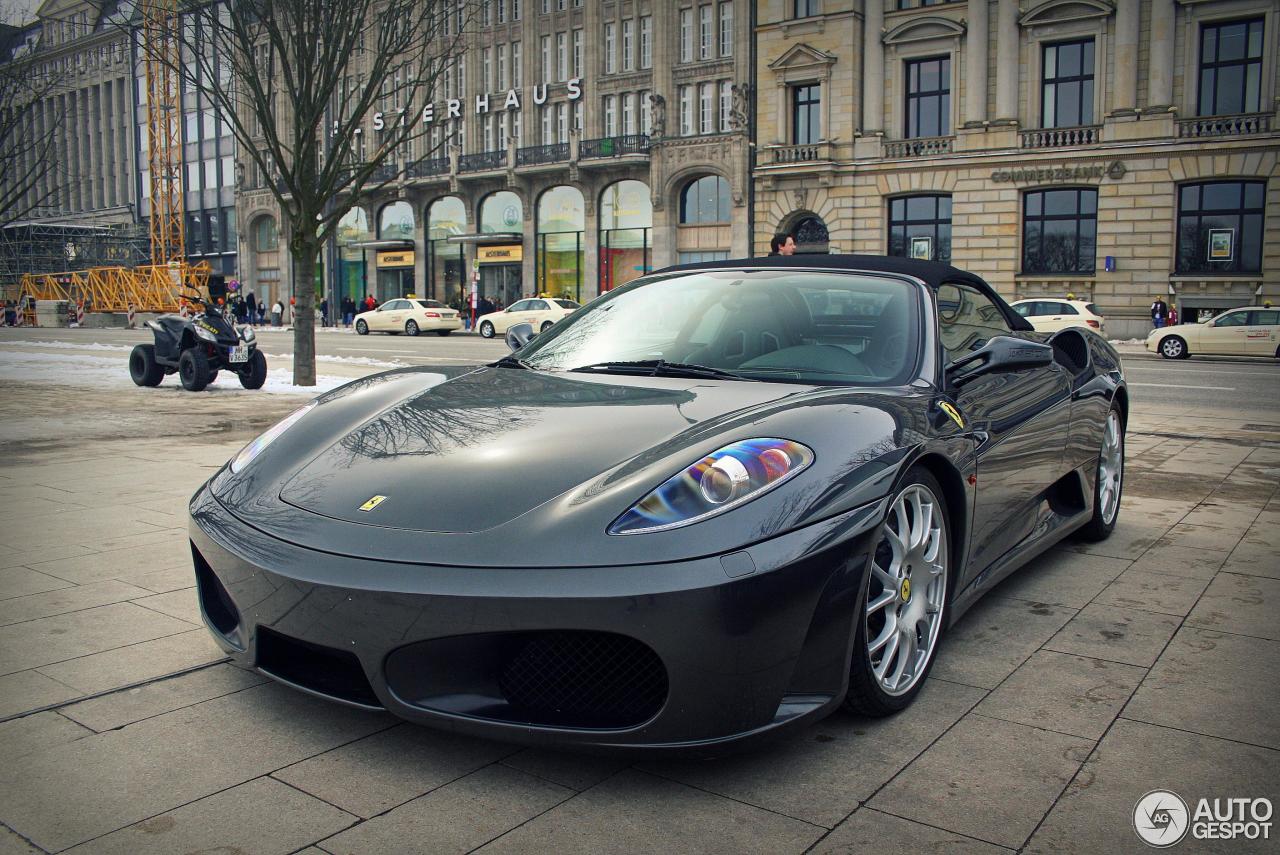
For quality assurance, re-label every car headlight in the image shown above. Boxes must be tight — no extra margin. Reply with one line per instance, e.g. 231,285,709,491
194,324,218,343
239,325,255,342
609,438,814,535
229,403,315,473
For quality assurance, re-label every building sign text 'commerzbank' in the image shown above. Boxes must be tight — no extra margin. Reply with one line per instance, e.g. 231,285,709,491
362,80,583,133
992,161,1127,183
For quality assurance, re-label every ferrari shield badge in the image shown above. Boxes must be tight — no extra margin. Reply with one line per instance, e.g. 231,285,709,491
358,495,388,512
939,402,965,429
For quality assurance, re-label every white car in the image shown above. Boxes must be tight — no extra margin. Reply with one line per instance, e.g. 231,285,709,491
475,297,580,338
1146,306,1280,359
1010,298,1106,334
355,299,463,337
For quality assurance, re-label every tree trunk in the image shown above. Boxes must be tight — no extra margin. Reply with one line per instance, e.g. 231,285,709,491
291,237,319,386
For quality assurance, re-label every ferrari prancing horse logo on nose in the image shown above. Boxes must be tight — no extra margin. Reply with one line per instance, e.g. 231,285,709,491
358,495,388,512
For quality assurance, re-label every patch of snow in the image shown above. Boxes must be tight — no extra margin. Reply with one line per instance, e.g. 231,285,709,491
262,354,407,369
6,340,132,352
1109,338,1147,346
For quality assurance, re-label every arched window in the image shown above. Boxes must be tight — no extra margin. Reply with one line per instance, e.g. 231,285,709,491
792,216,829,254
378,201,415,241
679,174,730,224
253,215,278,252
599,180,652,291
336,207,371,245
536,185,585,301
426,196,467,305
335,207,371,305
479,191,523,234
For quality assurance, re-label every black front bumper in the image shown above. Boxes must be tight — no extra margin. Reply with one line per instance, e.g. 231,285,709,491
188,485,883,752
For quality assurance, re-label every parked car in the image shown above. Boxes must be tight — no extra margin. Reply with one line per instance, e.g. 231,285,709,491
190,255,1126,752
1009,298,1106,334
354,298,462,336
1146,306,1280,359
475,297,579,338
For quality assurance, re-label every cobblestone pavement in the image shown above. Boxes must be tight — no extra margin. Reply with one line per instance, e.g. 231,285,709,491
0,371,1277,855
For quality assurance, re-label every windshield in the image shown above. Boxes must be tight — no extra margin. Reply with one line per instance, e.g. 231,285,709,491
518,270,920,385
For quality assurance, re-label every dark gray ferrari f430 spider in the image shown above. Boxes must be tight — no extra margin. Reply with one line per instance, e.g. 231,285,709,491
190,255,1126,752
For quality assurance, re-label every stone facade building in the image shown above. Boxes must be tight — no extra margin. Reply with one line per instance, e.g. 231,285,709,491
238,0,754,315
754,0,1280,338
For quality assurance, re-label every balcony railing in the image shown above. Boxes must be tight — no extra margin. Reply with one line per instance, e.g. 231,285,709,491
1020,126,1101,148
883,136,954,158
1176,113,1272,139
459,150,507,172
406,157,448,178
516,142,569,166
369,163,399,182
580,134,651,159
762,142,831,164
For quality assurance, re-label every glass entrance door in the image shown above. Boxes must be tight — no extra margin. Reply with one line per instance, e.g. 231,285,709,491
479,263,522,310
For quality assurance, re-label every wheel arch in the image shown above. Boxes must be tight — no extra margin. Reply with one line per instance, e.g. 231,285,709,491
1112,384,1130,429
907,451,968,583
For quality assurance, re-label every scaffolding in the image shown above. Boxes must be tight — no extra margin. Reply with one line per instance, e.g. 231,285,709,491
0,220,150,289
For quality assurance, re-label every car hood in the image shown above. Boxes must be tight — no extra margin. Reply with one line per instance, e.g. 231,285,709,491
278,367,810,533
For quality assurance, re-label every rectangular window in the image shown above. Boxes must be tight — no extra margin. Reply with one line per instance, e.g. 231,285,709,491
888,195,952,262
541,106,553,144
794,0,819,18
184,111,199,142
513,110,522,144
484,114,495,150
483,0,492,26
699,5,713,60
605,22,617,74
513,42,522,85
557,102,568,143
604,94,617,136
699,82,714,134
792,83,820,144
556,31,567,80
512,0,520,19
204,158,218,190
499,0,507,24
202,110,216,140
498,111,509,147
498,43,508,89
640,90,652,134
1041,39,1094,128
1198,18,1264,116
679,85,694,135
905,56,950,138
483,48,493,91
186,161,200,189
540,35,551,81
221,155,234,187
622,93,635,134
680,8,693,63
1022,188,1098,274
1176,181,1265,273
719,3,733,57
622,19,635,72
640,16,653,68
573,100,583,132
573,29,582,77
541,0,549,13
719,81,732,132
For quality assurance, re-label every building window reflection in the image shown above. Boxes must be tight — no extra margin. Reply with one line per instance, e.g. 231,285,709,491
536,185,585,301
599,180,652,292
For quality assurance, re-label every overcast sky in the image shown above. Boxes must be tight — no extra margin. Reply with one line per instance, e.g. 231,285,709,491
1,0,42,26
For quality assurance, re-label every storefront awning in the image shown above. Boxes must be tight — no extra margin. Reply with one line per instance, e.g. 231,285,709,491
446,233,522,244
348,239,414,250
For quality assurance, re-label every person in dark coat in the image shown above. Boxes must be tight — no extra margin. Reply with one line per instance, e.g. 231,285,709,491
1151,297,1169,329
320,298,329,327
245,292,257,325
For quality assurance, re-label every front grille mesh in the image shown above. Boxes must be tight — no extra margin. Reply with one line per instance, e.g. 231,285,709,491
498,631,667,729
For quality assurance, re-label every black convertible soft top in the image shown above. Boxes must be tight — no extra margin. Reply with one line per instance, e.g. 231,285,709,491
654,253,1034,332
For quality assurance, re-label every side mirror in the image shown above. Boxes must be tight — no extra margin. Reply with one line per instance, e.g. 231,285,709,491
506,322,536,351
946,336,1054,386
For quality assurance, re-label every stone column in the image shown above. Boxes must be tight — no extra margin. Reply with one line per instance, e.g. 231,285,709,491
995,0,1019,123
1113,0,1139,114
1148,0,1175,110
965,0,989,125
861,0,884,133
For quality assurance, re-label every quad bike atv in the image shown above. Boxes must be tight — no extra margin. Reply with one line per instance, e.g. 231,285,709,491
129,274,267,391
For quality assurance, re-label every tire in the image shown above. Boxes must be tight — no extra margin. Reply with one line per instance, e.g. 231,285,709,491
844,467,951,716
355,319,369,335
405,320,419,336
178,347,212,391
238,349,268,389
479,321,495,339
1159,335,1188,359
1077,403,1125,542
540,320,554,333
435,330,452,337
128,344,164,387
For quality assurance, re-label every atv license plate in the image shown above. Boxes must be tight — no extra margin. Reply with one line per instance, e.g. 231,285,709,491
228,345,249,363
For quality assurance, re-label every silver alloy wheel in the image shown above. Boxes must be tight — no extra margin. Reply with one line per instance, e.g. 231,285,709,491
1160,337,1183,358
865,484,948,697
1098,410,1123,525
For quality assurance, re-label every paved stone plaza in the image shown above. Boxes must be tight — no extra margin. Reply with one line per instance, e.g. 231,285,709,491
0,368,1277,854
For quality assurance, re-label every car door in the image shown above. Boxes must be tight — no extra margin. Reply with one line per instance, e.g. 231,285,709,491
496,299,532,333
1199,309,1250,355
1246,310,1280,357
938,282,1074,583
1046,301,1082,332
522,299,551,329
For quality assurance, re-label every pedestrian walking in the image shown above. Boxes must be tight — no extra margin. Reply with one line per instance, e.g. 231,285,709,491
271,299,283,327
1151,296,1169,329
320,298,329,327
245,291,257,325
768,233,797,256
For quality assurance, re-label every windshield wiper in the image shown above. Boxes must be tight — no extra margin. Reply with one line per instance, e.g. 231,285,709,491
568,359,747,381
491,355,532,370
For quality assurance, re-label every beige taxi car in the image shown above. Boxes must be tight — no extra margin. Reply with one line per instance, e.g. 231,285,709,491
475,297,580,339
354,298,463,337
1147,307,1280,359
1009,298,1106,334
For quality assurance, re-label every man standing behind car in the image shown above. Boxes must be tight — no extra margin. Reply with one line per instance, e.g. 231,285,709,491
1151,296,1168,329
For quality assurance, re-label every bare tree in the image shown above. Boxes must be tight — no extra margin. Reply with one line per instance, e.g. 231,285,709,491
167,0,469,385
0,17,66,230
